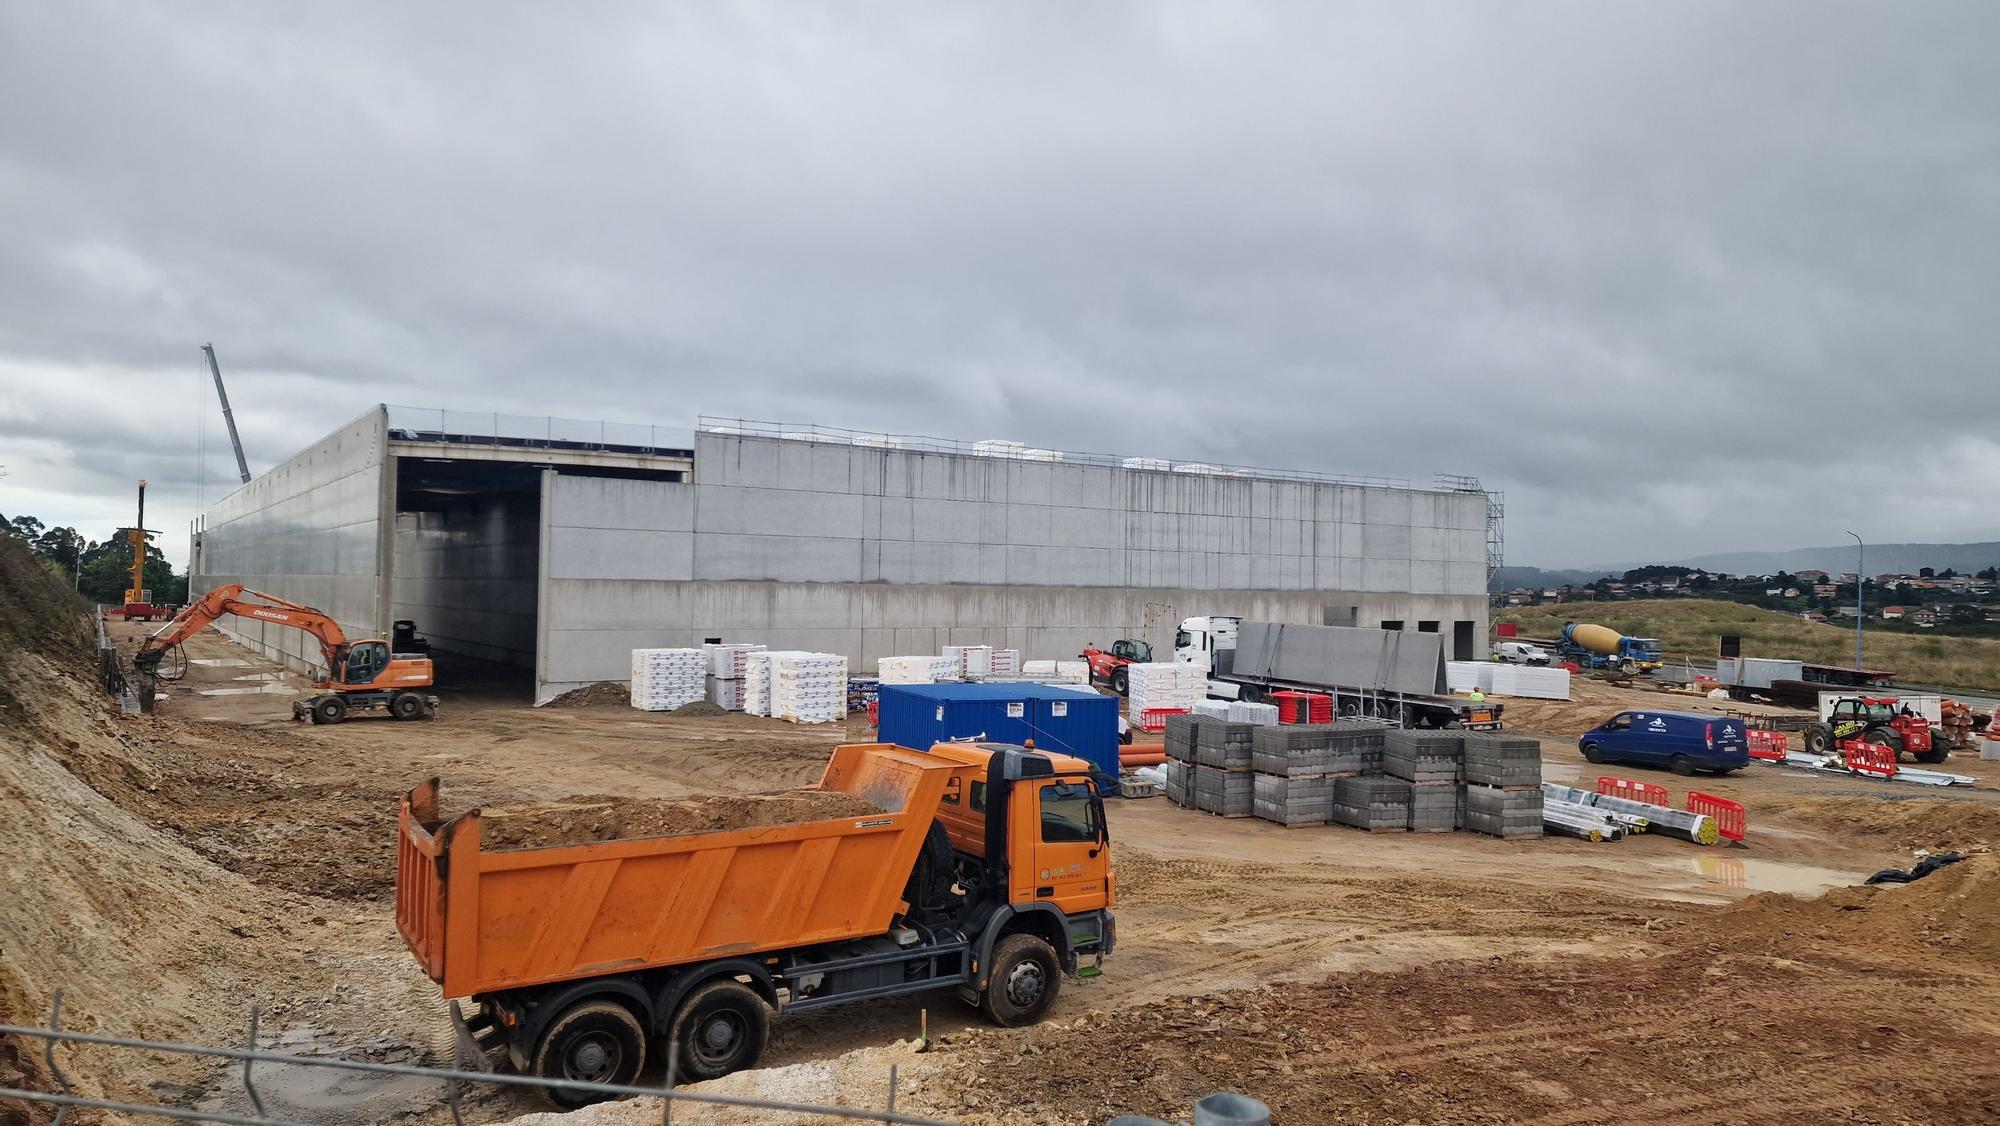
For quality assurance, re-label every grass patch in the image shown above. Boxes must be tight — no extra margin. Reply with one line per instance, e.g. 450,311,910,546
1499,599,2000,693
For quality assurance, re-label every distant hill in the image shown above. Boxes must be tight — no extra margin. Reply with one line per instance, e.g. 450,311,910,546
1676,542,2000,577
1490,565,1613,593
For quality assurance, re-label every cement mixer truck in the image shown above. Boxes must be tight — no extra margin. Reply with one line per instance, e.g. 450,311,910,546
1556,622,1663,673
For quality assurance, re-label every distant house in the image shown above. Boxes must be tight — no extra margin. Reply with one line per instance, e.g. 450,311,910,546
1912,609,1938,627
1881,606,1905,620
1944,577,1973,594
1794,569,1828,581
1838,572,1858,584
1836,606,1858,617
1782,587,1801,598
1800,611,1828,623
1812,583,1838,598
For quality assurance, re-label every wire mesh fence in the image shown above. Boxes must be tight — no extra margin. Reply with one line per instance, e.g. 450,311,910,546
1,990,956,1126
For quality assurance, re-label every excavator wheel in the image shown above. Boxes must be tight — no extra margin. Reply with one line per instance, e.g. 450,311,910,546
390,692,426,721
311,695,349,726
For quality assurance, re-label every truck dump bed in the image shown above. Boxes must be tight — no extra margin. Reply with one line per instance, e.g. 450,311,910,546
395,743,954,998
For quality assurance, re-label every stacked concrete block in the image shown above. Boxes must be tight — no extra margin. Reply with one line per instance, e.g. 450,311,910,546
1249,724,1338,776
630,648,706,711
1459,733,1544,789
1195,721,1256,771
1326,719,1388,774
1253,773,1334,826
1332,775,1410,832
706,676,748,711
942,645,993,678
743,650,814,718
1463,783,1545,839
1191,699,1232,720
1193,765,1252,817
1164,713,1200,763
988,648,1021,676
1408,782,1457,833
1383,730,1463,784
1163,759,1192,807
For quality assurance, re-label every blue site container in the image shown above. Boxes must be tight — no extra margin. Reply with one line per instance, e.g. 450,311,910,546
876,683,1120,778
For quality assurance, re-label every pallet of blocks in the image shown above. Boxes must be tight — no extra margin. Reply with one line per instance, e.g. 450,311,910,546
630,648,705,711
1383,730,1463,833
770,653,848,724
1193,719,1254,816
1333,775,1411,832
703,643,764,711
1459,732,1545,838
878,655,958,685
1249,725,1345,825
1162,713,1198,809
1127,662,1204,721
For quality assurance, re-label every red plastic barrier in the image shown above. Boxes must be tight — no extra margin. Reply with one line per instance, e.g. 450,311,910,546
1597,776,1671,807
1840,740,1899,778
1686,791,1747,843
1138,707,1187,733
1745,729,1788,760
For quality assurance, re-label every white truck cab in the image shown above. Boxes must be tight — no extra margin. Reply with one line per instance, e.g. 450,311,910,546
1174,615,1241,675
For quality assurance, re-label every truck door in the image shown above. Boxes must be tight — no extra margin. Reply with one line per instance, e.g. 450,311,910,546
1024,777,1107,916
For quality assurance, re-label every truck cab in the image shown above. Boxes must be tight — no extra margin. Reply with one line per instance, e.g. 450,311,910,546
1173,615,1242,675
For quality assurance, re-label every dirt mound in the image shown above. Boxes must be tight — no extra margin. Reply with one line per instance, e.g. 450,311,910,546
475,789,881,850
670,700,728,717
1761,793,2000,852
0,537,91,664
1685,853,2000,965
543,681,629,708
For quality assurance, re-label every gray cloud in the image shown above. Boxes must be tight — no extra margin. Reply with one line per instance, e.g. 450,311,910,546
2,1,1996,567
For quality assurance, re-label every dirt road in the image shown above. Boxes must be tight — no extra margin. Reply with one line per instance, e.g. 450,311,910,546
4,607,1998,1125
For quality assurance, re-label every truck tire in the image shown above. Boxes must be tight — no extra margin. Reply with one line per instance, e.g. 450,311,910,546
1581,742,1604,764
1111,667,1129,697
979,933,1060,1027
1915,747,1949,765
531,999,646,1109
1802,725,1832,756
311,695,348,725
390,692,425,720
669,980,768,1081
1670,754,1696,776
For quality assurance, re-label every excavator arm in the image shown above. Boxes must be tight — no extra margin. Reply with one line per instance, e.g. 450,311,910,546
136,583,351,673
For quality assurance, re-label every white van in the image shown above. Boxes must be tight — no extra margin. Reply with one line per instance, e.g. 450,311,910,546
1493,640,1552,666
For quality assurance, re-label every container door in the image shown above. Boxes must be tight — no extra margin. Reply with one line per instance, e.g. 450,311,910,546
1025,777,1107,916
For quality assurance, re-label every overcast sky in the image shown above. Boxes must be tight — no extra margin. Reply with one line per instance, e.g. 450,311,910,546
2,2,1995,570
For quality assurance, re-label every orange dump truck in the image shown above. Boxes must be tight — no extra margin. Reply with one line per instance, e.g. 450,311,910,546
395,742,1116,1106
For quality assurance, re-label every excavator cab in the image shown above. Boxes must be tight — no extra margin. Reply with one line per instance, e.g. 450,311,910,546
339,641,390,686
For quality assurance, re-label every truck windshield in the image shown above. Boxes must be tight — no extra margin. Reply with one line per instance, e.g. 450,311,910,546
1635,640,1662,658
1130,641,1153,662
1174,630,1192,651
1039,781,1098,843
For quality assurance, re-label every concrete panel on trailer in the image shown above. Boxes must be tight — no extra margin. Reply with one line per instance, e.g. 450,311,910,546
1233,620,1447,696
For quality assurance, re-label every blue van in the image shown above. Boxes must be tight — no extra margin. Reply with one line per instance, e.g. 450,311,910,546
1577,710,1749,776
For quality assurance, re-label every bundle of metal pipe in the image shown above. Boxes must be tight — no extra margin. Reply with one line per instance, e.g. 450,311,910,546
1541,783,1717,845
1542,798,1626,842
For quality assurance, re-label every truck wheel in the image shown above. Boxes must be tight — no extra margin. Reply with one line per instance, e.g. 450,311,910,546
1111,668,1129,697
391,692,425,720
1581,742,1604,764
669,980,768,1081
1916,748,1949,765
532,999,646,1109
1670,754,1696,776
312,696,348,725
979,934,1061,1027
1802,725,1831,755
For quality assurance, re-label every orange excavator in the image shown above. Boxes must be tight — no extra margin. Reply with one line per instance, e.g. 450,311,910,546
135,584,438,724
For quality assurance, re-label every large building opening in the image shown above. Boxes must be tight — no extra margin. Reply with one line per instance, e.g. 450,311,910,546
391,458,546,694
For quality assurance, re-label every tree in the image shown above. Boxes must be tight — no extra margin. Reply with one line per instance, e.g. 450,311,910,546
34,526,85,578
6,514,44,539
1950,603,1986,625
1979,566,1998,582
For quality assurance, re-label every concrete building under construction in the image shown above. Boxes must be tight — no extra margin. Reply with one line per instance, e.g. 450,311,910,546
190,406,1500,703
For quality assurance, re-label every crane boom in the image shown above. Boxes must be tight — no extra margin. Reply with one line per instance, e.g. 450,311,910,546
203,343,252,484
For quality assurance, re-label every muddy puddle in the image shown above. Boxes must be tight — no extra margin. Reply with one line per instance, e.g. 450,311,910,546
1651,854,1861,901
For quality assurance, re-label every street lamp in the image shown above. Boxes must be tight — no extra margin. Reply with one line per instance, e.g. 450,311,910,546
1845,531,1863,670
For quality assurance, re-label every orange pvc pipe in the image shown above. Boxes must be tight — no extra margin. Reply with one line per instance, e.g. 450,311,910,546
1123,742,1166,757
1120,752,1167,767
